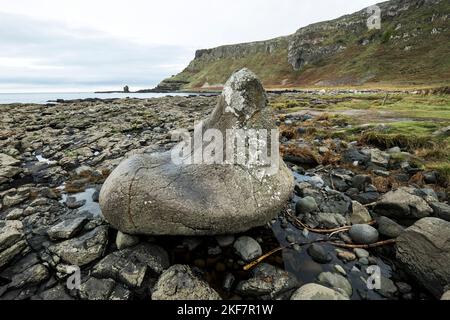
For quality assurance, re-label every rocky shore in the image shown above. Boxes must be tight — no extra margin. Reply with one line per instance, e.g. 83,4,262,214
1,83,449,300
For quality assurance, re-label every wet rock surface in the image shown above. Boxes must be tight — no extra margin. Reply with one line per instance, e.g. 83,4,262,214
1,82,449,300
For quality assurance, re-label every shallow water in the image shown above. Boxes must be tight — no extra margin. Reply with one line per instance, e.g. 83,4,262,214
60,187,102,217
0,92,202,104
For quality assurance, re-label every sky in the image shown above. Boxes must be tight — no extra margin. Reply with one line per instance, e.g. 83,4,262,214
0,0,381,93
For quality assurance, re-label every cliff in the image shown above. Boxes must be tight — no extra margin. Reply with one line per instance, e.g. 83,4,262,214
156,0,450,90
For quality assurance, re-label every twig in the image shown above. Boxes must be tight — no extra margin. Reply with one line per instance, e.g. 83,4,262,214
243,243,295,271
243,238,396,271
242,238,329,271
286,210,375,234
330,239,396,249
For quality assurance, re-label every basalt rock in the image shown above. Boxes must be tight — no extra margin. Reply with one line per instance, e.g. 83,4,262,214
100,69,294,235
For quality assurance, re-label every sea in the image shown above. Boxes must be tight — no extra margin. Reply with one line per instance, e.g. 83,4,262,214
0,92,200,105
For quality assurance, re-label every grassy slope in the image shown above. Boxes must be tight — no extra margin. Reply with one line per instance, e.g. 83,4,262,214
167,0,450,90
271,93,450,182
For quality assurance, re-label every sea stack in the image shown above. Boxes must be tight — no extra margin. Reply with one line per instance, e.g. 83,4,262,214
99,68,294,235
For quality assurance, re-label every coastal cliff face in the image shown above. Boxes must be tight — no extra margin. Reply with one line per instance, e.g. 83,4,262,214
157,0,450,90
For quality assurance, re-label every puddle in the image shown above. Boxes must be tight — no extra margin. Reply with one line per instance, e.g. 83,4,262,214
60,187,102,217
35,154,57,165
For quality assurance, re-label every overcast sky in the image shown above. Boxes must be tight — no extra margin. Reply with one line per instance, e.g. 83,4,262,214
0,0,381,93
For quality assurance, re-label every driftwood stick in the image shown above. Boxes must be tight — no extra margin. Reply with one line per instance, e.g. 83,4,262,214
330,239,396,249
285,210,375,234
243,238,396,271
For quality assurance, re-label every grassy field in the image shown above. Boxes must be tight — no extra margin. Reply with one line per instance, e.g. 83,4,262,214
270,92,450,183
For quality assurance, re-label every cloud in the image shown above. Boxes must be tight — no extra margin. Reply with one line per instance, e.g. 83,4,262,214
0,12,194,92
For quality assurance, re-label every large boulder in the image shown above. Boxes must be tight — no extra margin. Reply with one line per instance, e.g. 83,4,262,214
396,218,450,298
374,187,432,219
100,69,294,235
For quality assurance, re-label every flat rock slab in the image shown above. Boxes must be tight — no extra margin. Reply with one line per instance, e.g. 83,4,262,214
47,217,88,240
49,226,109,266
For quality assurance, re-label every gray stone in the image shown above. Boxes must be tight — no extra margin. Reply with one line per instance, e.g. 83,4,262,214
109,284,132,300
233,236,262,262
377,216,404,238
215,235,235,247
0,221,28,268
350,201,372,224
152,265,221,300
295,196,318,214
351,175,372,191
376,275,398,298
442,291,450,300
374,187,433,219
49,226,108,266
99,69,294,236
92,243,169,288
290,283,349,300
307,243,332,263
354,248,369,259
236,263,298,299
79,277,116,300
430,202,450,222
47,217,87,240
115,231,139,250
7,264,49,290
317,272,352,297
396,218,450,298
40,285,74,300
368,148,390,167
349,224,379,244
65,197,86,209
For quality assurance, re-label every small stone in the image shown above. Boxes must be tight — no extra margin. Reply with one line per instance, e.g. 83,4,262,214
47,217,87,240
233,236,262,262
318,272,352,297
376,275,398,298
376,216,404,238
223,273,235,292
350,201,372,224
307,244,332,264
441,291,450,300
39,285,74,300
359,257,369,265
430,202,450,222
334,264,347,276
337,251,356,262
349,224,379,244
65,197,86,209
208,246,222,256
295,196,318,214
396,282,412,294
352,175,372,191
6,208,24,220
354,248,369,259
236,263,298,299
92,243,169,288
152,265,221,300
79,277,116,300
215,235,235,247
115,231,139,250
